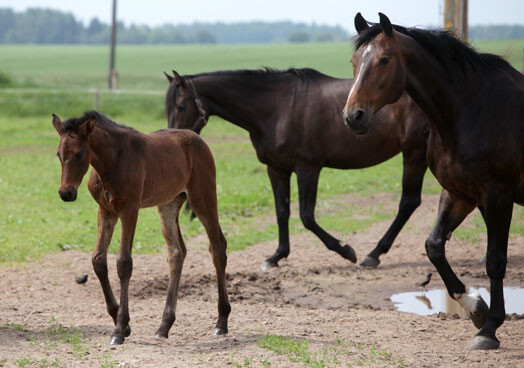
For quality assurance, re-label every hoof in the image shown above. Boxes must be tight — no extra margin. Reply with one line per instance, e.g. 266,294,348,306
469,295,489,329
125,325,131,337
359,255,380,268
467,335,500,350
340,245,357,263
261,259,278,271
155,332,168,340
109,335,125,345
213,328,228,336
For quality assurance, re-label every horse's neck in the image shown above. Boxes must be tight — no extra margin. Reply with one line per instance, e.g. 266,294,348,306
88,125,122,178
195,74,283,133
400,36,463,144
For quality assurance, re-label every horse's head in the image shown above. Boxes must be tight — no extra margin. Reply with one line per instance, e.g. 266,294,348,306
52,114,95,202
164,70,207,133
343,13,407,134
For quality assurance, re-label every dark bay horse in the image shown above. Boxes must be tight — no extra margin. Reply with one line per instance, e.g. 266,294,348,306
344,13,524,350
164,68,429,269
52,111,230,345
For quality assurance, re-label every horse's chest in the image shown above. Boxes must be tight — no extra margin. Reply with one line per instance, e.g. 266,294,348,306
427,145,483,201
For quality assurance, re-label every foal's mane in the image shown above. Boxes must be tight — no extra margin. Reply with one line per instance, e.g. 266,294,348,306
62,110,135,133
185,67,329,82
355,24,514,82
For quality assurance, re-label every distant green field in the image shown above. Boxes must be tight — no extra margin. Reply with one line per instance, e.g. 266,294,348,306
1,40,523,263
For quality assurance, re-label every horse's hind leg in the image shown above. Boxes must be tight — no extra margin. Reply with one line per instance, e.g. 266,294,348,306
468,184,513,350
261,166,292,270
187,180,230,335
295,166,357,263
155,193,188,339
425,191,491,336
92,207,128,333
361,145,427,267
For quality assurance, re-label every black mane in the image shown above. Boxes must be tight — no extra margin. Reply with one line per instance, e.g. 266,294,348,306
62,110,134,132
355,24,514,82
185,67,329,81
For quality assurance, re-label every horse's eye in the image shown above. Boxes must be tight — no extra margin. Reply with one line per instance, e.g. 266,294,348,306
379,57,390,66
75,152,85,160
178,104,185,111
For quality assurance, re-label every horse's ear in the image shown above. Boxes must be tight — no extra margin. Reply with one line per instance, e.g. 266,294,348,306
378,12,393,36
163,71,174,83
172,70,184,86
52,113,63,133
354,13,369,34
80,118,96,135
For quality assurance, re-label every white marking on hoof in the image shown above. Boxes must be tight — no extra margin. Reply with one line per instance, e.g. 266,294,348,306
453,292,481,314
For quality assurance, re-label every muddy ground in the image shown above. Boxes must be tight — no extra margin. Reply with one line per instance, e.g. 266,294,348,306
1,193,523,367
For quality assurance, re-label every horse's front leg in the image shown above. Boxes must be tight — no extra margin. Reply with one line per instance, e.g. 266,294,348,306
296,166,357,263
91,206,121,326
110,206,139,345
468,185,513,350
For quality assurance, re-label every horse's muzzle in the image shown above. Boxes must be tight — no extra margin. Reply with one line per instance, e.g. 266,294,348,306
59,187,78,202
343,107,372,135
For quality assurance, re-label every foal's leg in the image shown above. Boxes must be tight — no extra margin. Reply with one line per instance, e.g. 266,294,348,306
155,193,187,339
425,191,490,333
295,166,357,263
468,185,513,350
92,207,122,327
187,187,230,335
110,207,139,345
361,146,427,267
261,166,292,270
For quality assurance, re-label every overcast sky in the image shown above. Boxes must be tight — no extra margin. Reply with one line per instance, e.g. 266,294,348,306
3,0,524,31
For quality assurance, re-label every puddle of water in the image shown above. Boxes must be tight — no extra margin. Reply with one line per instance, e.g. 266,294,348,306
391,287,524,316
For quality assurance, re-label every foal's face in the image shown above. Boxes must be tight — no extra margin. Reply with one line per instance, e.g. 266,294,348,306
343,14,406,134
52,115,94,202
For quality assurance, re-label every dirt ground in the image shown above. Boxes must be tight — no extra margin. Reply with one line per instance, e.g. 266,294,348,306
1,193,523,368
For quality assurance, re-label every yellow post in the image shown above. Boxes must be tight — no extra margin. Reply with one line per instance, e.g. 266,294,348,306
443,0,468,41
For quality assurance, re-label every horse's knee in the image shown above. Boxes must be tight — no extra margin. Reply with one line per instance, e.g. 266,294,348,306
276,207,290,223
399,196,421,214
425,235,445,263
486,255,507,280
300,213,316,231
116,255,133,280
92,253,108,278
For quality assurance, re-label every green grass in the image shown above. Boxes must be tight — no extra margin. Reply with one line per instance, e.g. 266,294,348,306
1,40,524,263
256,334,406,367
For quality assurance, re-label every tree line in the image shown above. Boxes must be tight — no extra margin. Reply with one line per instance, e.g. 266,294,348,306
0,8,348,45
1,7,523,45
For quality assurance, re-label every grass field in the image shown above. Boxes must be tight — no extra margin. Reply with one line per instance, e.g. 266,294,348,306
1,40,524,263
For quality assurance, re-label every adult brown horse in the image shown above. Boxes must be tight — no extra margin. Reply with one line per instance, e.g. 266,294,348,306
344,13,524,350
164,68,429,270
52,111,230,345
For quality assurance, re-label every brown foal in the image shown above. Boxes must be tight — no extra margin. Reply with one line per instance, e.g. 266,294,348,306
52,110,230,345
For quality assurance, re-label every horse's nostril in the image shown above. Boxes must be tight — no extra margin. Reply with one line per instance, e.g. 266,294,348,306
354,109,364,122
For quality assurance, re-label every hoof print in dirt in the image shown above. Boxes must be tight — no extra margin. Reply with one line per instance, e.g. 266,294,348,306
341,244,357,263
260,260,278,271
359,255,379,268
75,274,88,284
467,335,500,350
469,296,489,329
110,336,125,345
213,328,228,336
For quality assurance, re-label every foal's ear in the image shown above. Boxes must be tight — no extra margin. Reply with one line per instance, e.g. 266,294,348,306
163,71,174,83
378,12,393,36
80,118,96,135
172,70,184,86
52,113,63,133
354,13,369,34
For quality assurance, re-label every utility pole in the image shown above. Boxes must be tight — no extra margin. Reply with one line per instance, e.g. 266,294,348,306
443,0,468,41
108,0,118,89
